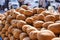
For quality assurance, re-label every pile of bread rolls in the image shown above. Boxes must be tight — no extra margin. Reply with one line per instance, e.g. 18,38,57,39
0,5,60,40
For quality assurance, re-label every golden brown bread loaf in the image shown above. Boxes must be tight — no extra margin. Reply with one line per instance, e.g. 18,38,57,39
17,20,27,29
41,11,52,16
22,25,32,32
21,5,28,10
37,14,45,20
42,21,54,28
44,15,55,22
33,21,44,28
16,14,26,20
26,27,38,34
37,8,45,14
48,23,60,34
37,30,56,40
29,31,39,40
25,17,34,25
24,10,33,17
11,20,18,27
12,28,22,39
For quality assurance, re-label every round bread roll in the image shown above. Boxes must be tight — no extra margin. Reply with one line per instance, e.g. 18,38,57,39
44,15,55,22
37,30,56,40
16,14,26,20
26,27,37,34
20,32,27,40
24,10,33,16
21,5,28,10
17,20,27,29
12,28,22,39
18,8,25,14
42,21,54,28
10,11,20,19
37,8,45,14
0,14,5,20
29,31,39,40
48,23,60,34
38,14,45,20
32,8,37,14
33,21,44,28
22,25,32,32
11,20,18,27
23,37,31,40
10,11,19,19
25,17,34,25
41,11,52,16
32,14,39,20
6,15,13,23
52,37,60,40
5,9,16,16
8,26,14,33
54,14,59,21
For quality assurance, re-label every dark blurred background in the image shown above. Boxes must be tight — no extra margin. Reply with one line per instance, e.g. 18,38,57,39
0,0,60,13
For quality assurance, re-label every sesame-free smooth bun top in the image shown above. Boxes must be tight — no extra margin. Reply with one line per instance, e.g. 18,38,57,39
16,14,26,20
25,17,34,25
42,21,54,29
37,30,56,40
33,21,44,28
44,15,55,22
37,14,45,20
37,8,45,14
41,11,52,16
48,23,60,34
24,10,33,16
17,20,27,29
22,25,32,32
